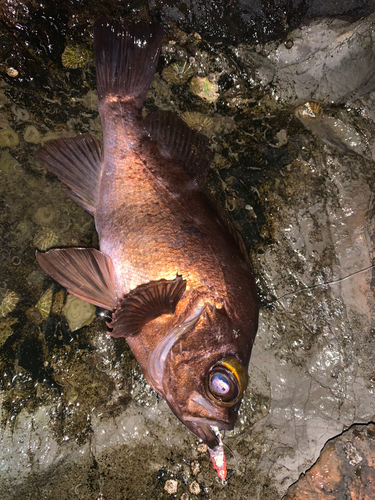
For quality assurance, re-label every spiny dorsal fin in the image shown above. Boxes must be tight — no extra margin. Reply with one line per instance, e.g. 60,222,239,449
36,248,117,310
93,18,163,106
144,111,214,185
38,134,102,215
108,275,186,338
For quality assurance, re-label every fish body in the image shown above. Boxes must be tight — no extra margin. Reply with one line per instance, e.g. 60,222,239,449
37,18,258,468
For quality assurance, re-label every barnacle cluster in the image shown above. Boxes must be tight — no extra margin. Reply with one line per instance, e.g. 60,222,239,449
295,102,323,120
61,45,93,69
0,290,19,318
63,294,96,331
162,61,194,85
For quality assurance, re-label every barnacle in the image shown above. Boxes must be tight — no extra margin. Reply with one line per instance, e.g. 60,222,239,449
61,45,93,69
162,61,194,84
295,102,323,120
36,288,53,320
63,294,96,331
189,76,219,102
82,90,98,110
0,290,19,318
12,221,31,243
189,481,201,495
0,153,21,178
35,206,56,226
33,228,59,251
164,480,178,494
24,125,41,144
181,112,213,135
11,104,30,121
0,317,17,346
0,128,19,147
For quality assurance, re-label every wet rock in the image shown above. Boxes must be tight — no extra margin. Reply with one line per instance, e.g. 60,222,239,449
284,423,375,499
268,14,375,105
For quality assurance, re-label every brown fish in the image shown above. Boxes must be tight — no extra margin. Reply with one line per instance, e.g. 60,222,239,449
36,18,258,478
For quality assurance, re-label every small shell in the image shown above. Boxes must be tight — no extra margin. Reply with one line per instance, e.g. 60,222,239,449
190,460,200,476
189,481,201,495
189,76,219,102
33,228,59,251
162,61,194,84
197,443,207,453
36,288,53,320
295,102,323,120
6,67,18,77
164,479,178,494
181,112,213,135
61,45,93,69
0,128,19,147
63,294,96,331
0,290,19,318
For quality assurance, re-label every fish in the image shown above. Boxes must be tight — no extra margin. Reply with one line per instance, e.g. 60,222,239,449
36,17,259,480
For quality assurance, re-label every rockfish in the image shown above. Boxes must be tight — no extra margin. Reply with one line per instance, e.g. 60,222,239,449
37,18,258,480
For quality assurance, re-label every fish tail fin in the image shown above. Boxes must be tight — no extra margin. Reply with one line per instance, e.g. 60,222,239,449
93,18,163,108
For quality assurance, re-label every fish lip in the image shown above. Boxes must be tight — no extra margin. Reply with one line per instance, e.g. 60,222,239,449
183,415,233,430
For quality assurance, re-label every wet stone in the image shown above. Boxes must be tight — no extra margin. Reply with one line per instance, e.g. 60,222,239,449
284,423,375,500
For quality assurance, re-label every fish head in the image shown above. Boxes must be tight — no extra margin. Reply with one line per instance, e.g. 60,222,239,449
160,301,253,448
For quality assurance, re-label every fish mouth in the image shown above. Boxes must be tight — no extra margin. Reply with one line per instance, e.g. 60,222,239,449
183,416,232,449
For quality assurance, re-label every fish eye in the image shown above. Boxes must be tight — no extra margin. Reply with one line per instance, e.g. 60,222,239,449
206,358,248,405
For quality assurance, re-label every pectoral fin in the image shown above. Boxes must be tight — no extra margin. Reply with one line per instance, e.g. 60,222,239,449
36,248,117,310
108,276,186,338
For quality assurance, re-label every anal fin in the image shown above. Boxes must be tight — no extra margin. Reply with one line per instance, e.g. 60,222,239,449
36,248,117,310
108,276,186,338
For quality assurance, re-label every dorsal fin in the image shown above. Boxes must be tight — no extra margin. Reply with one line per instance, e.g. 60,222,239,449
144,111,214,185
36,248,117,310
108,276,186,338
38,134,102,215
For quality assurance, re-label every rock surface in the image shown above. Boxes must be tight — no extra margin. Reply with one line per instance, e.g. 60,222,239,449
284,423,375,499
